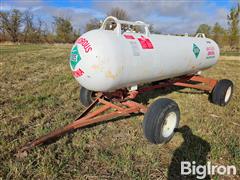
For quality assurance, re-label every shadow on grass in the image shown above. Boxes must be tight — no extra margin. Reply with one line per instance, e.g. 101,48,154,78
135,84,206,105
168,125,211,180
135,86,184,105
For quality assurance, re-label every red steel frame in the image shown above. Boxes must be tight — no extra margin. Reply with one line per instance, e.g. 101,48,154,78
18,75,217,153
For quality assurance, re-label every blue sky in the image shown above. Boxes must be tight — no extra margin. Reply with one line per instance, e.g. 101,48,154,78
1,0,239,34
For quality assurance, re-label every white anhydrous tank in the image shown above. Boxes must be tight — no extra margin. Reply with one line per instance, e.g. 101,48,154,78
70,17,219,92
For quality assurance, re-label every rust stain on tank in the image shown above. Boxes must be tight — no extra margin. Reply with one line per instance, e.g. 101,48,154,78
105,70,116,79
105,66,124,80
91,56,105,72
91,64,104,72
91,65,100,70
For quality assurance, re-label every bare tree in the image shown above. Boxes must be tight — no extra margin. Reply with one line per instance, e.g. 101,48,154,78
85,18,101,32
33,17,44,43
0,9,22,42
0,12,7,41
23,10,35,42
73,27,81,40
54,16,73,43
196,24,211,37
149,24,161,34
107,7,129,20
212,22,227,47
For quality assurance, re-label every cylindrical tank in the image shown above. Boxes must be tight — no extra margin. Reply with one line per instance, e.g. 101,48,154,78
70,16,220,92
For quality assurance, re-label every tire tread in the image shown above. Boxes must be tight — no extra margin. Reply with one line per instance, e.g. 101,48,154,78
143,98,180,144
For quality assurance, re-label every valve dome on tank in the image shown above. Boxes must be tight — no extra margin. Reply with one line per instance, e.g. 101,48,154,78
69,16,220,92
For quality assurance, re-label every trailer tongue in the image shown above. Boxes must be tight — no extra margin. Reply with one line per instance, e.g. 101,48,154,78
17,74,232,156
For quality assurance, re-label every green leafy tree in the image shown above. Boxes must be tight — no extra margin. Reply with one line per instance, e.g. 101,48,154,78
0,9,22,42
54,16,73,43
227,3,240,49
196,24,211,38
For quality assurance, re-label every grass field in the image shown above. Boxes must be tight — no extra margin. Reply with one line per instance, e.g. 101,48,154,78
0,44,239,179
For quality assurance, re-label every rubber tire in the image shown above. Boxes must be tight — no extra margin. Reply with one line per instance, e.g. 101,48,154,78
80,87,95,107
210,79,233,106
143,98,180,144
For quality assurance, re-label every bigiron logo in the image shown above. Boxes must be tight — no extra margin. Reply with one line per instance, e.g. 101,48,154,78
181,161,237,179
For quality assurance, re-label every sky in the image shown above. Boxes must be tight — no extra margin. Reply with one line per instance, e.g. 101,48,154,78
0,0,239,34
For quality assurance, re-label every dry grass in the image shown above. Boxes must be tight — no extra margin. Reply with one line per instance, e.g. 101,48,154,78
219,56,240,61
0,44,239,179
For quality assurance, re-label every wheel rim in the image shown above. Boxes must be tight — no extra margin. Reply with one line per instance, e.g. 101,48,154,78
224,86,232,103
162,112,177,138
90,91,97,102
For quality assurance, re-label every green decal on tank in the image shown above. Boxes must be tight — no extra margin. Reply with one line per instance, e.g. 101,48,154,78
70,45,81,69
193,43,200,58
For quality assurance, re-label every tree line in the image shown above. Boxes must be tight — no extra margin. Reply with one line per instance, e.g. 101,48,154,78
0,9,79,43
0,5,239,50
0,7,129,43
196,3,239,50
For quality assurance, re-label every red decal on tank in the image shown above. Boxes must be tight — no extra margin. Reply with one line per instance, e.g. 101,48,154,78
137,36,153,49
124,34,135,39
73,68,84,77
206,46,215,59
76,37,92,53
